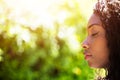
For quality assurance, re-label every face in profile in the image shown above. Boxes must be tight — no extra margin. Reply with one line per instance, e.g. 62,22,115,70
82,14,109,68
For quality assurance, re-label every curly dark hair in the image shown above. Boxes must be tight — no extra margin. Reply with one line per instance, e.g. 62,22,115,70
93,0,120,80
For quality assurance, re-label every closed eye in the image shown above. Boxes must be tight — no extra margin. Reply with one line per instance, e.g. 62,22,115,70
91,32,99,37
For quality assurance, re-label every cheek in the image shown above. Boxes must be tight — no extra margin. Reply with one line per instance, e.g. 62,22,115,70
90,37,109,68
92,36,108,53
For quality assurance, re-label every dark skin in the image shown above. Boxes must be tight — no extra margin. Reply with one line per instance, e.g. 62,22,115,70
82,14,109,68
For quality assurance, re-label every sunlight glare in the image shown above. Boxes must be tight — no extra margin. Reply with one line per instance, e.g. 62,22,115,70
58,27,80,52
4,0,65,29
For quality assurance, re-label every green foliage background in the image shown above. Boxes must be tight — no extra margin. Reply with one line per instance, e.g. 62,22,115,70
0,0,96,80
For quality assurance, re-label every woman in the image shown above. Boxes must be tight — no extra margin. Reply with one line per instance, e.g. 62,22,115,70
82,0,120,80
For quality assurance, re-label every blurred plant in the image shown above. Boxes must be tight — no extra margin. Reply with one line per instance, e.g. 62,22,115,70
0,0,96,80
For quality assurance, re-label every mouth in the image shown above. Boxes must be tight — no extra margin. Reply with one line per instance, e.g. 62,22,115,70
84,54,92,60
83,51,92,60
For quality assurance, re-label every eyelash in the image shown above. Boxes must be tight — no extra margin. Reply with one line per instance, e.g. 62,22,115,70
91,32,99,37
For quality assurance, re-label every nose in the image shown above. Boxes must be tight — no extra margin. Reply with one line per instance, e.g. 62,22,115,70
82,39,89,49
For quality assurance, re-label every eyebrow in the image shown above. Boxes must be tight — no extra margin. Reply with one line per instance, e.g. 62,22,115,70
87,23,100,29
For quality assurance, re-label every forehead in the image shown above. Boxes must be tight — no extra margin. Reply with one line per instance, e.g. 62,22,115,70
87,14,102,29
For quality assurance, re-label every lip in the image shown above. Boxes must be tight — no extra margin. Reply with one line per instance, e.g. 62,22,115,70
83,51,92,60
84,54,92,60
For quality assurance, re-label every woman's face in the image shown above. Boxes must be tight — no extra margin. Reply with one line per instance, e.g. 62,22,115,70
82,14,109,68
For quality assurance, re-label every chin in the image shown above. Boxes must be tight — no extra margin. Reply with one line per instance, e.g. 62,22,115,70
88,62,104,68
